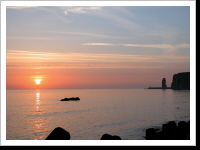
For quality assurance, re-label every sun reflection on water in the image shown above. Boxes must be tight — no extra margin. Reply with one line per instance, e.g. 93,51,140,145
33,91,44,140
35,92,41,112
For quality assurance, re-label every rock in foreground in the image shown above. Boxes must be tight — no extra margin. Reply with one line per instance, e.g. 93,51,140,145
45,127,71,140
145,121,190,140
100,133,121,140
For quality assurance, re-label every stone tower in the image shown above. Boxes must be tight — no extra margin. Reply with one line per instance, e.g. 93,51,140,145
162,78,167,89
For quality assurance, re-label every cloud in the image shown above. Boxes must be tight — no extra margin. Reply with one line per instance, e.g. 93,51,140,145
122,43,190,49
45,31,112,38
82,43,190,49
174,44,190,49
62,6,102,15
7,50,189,70
82,43,115,46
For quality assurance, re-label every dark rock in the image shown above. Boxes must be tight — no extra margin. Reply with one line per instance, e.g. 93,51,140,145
112,135,122,140
162,123,168,133
162,78,167,89
165,121,178,140
145,121,190,140
176,121,189,140
100,134,112,140
61,97,80,101
154,131,165,140
171,72,190,90
167,121,177,131
45,127,71,140
145,128,156,140
187,121,190,133
178,121,188,131
100,133,121,140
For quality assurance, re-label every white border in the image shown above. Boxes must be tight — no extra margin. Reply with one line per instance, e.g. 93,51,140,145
189,0,196,145
0,1,196,6
1,1,196,146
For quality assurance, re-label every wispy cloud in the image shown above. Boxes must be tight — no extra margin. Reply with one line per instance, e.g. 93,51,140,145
7,50,189,69
7,30,114,41
82,43,190,49
122,43,190,49
82,43,114,46
62,6,103,15
44,31,112,38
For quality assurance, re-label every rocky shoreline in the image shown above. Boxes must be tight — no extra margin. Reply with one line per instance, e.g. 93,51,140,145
45,120,190,140
45,127,122,140
145,120,190,140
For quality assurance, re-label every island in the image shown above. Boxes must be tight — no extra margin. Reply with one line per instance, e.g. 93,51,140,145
60,97,80,101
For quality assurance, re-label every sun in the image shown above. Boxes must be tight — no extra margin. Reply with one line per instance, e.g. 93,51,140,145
35,78,42,85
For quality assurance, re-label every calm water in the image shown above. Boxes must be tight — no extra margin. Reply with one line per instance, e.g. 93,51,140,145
6,89,190,140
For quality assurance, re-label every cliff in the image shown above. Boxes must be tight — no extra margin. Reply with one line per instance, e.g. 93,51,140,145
171,72,190,90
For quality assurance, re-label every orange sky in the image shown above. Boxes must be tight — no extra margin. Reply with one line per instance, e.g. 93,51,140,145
6,68,163,89
6,50,189,89
6,6,190,89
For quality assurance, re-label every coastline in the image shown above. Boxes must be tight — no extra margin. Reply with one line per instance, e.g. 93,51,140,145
44,120,190,140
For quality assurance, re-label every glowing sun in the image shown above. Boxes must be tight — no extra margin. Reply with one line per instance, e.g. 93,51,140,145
35,78,41,85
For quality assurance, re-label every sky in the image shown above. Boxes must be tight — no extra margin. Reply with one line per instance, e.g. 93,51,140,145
6,6,190,89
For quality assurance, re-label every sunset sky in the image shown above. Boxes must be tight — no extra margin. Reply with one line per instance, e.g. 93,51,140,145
6,6,190,89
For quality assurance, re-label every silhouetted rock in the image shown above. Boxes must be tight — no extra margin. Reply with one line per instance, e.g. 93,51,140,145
186,121,190,140
154,130,165,140
162,78,167,89
112,135,121,140
145,121,190,140
45,127,71,140
61,97,80,101
162,123,168,133
176,121,189,140
145,128,156,140
171,72,190,90
147,78,171,89
164,121,177,140
100,133,121,140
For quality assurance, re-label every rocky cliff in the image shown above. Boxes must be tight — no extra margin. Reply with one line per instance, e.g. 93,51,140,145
171,72,190,90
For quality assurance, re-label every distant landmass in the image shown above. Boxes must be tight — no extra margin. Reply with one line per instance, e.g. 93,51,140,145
171,72,190,90
147,72,190,90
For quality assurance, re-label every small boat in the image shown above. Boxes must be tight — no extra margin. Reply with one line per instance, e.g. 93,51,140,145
60,97,80,101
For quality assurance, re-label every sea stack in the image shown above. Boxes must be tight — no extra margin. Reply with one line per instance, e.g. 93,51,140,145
162,78,167,89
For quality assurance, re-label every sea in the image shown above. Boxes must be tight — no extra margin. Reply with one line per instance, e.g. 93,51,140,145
6,89,190,140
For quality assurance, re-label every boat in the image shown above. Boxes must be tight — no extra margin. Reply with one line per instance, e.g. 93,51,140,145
60,97,80,101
